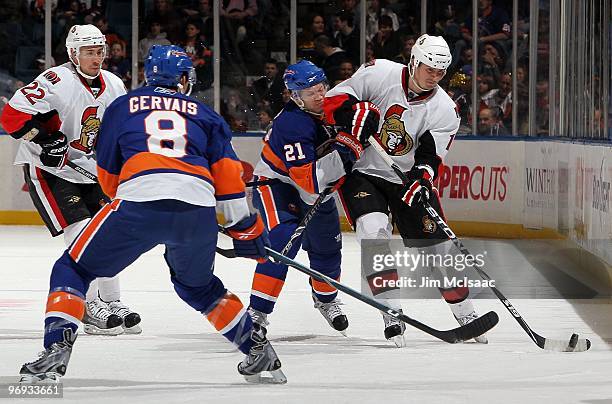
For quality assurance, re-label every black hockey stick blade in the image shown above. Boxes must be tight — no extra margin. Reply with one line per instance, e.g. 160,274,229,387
215,242,499,343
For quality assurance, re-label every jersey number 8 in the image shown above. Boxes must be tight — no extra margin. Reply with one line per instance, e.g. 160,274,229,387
144,110,188,158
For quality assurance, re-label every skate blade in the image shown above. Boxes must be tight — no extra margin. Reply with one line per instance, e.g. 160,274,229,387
19,372,61,384
243,369,287,384
339,329,348,337
473,334,488,344
389,334,407,348
83,324,124,336
123,324,142,334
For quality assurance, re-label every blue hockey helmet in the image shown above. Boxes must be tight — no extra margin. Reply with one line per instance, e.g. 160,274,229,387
144,45,196,94
283,60,327,91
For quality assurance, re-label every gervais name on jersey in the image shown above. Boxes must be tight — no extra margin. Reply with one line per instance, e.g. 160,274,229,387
129,94,198,115
371,275,495,289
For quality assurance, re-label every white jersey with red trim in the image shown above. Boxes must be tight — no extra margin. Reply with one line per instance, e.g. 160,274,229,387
4,62,126,183
326,59,460,184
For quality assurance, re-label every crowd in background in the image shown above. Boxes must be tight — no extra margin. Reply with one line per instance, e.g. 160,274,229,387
0,0,608,138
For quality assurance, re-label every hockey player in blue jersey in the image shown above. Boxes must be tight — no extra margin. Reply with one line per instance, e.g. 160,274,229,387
248,60,367,335
19,45,286,385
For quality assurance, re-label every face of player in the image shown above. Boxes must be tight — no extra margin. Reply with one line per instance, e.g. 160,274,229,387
74,45,105,78
298,82,328,114
413,63,445,91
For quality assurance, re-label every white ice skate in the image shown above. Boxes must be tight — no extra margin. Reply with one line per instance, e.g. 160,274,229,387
450,300,488,344
383,311,406,347
82,298,124,335
313,296,349,336
238,324,287,384
107,300,142,334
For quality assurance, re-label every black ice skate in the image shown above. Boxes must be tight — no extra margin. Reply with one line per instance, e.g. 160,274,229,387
82,298,124,335
312,296,349,336
107,300,142,334
383,311,406,347
238,324,286,384
20,329,77,384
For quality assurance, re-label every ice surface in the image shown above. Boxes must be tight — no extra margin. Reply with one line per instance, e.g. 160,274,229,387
0,226,610,403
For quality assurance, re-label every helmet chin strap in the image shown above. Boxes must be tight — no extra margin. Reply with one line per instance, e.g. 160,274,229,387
408,61,439,93
70,48,102,80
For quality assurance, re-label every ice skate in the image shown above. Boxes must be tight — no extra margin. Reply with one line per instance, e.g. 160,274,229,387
312,296,349,336
238,324,287,384
83,298,124,335
383,311,406,347
450,300,488,343
454,310,488,343
107,300,142,334
19,329,77,384
248,307,270,329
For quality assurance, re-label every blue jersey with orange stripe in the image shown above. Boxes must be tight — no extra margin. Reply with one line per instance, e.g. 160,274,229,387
96,86,249,225
254,101,346,204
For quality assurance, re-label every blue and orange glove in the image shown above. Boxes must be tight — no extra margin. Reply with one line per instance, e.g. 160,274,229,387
226,214,270,263
399,165,434,207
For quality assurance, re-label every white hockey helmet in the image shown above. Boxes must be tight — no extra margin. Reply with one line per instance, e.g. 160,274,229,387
409,34,452,73
65,24,106,79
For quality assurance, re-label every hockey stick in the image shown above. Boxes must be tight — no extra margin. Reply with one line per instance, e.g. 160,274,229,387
216,226,498,343
367,136,591,352
66,160,98,181
280,179,344,256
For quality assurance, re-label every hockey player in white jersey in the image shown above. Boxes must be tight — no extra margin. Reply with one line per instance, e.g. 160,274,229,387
0,25,142,335
324,34,488,346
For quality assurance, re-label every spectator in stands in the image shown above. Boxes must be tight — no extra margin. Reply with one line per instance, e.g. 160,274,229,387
480,41,506,82
433,4,462,49
257,107,274,130
281,87,291,105
250,58,285,114
333,11,360,66
298,13,327,63
183,0,213,39
393,35,416,65
536,79,549,135
337,60,355,82
138,18,171,62
147,0,183,42
220,0,258,44
55,0,86,38
338,0,361,26
314,34,349,85
372,15,401,60
366,0,399,42
179,18,213,90
452,0,511,70
93,14,126,50
106,42,131,88
478,75,498,112
479,107,510,136
496,71,512,128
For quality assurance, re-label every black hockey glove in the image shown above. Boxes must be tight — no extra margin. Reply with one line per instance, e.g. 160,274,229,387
399,165,434,207
34,131,68,168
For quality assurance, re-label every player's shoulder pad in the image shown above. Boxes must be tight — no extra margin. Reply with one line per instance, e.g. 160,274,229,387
272,104,316,140
428,87,461,129
35,64,76,90
101,69,127,93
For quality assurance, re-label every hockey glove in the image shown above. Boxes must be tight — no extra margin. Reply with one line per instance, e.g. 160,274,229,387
333,131,364,170
399,165,434,207
350,101,381,146
226,213,270,263
34,131,68,168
